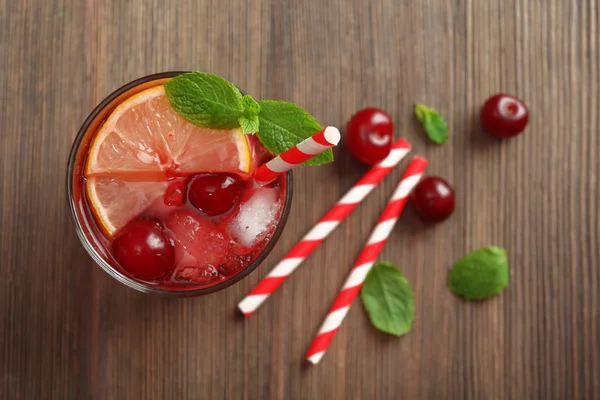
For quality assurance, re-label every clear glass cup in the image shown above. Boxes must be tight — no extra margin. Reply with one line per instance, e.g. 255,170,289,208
67,72,293,296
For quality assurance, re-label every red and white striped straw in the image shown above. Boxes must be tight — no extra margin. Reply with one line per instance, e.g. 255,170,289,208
254,126,341,184
305,156,428,365
238,138,412,316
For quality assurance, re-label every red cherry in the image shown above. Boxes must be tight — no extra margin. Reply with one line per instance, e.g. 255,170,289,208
112,218,175,280
188,174,244,216
410,176,455,222
346,108,394,165
480,93,529,138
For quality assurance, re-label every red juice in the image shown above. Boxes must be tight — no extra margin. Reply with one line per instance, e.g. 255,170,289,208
67,72,292,295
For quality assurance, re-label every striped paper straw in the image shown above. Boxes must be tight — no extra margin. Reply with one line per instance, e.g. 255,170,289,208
254,126,341,183
305,156,428,365
238,138,412,316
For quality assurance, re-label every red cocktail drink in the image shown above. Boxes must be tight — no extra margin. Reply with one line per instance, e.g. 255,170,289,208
68,72,292,295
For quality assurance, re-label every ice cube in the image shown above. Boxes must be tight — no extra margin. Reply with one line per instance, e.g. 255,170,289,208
229,187,281,248
166,209,232,268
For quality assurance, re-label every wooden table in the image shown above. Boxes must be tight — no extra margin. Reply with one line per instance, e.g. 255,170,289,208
2,1,599,399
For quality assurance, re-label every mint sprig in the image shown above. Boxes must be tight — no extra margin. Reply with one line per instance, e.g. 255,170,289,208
360,262,415,336
448,246,509,300
257,100,333,166
415,104,449,144
164,72,333,165
239,115,260,134
238,95,261,134
164,73,261,134
164,73,243,129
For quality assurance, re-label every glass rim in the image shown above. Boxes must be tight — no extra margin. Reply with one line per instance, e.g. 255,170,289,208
66,71,294,297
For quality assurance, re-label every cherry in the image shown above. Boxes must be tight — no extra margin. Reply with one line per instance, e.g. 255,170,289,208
345,107,394,165
480,93,529,138
112,218,175,280
410,176,455,222
188,174,244,216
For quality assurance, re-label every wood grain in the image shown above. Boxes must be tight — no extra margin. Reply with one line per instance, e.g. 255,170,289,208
1,0,599,399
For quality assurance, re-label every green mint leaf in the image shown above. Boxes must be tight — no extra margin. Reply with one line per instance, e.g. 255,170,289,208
164,72,243,129
414,104,449,144
360,262,414,336
448,246,509,300
239,95,261,133
257,100,333,166
241,95,261,117
239,115,260,134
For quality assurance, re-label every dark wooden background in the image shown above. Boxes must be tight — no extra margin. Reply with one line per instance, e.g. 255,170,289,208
1,0,599,399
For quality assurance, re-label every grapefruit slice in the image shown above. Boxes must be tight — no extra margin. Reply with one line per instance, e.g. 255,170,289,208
85,85,251,177
84,85,252,236
86,177,169,236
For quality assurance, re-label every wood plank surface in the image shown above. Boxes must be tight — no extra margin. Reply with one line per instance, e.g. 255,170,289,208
1,0,599,399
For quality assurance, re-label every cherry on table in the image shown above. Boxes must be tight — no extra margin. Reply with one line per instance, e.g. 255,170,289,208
345,107,394,165
188,173,244,216
410,176,455,222
480,93,529,138
112,218,175,280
